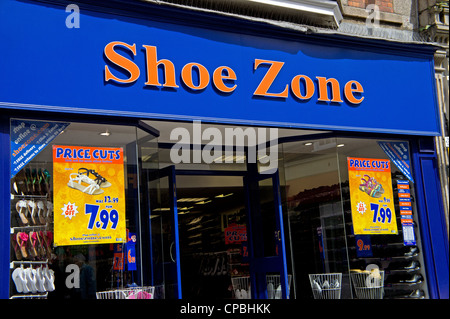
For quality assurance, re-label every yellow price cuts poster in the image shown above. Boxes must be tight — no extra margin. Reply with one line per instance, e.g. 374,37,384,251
347,157,398,235
53,145,126,246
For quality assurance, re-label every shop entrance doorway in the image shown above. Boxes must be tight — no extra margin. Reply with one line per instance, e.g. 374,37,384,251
144,163,289,299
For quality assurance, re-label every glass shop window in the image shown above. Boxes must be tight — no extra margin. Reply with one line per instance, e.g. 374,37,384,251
9,119,148,299
337,138,429,300
282,137,429,299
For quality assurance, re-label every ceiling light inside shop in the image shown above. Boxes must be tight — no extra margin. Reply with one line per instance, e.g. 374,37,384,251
179,206,194,211
304,142,313,146
178,198,208,202
195,200,212,205
215,193,233,198
152,207,171,212
213,155,246,163
337,144,345,148
99,129,111,136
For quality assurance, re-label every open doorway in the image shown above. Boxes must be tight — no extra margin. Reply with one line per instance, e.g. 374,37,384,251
175,174,247,298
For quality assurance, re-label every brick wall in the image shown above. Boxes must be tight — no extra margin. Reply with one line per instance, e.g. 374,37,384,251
347,0,394,13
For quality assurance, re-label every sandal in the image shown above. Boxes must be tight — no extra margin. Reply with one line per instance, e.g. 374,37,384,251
40,231,52,259
363,175,384,194
34,231,45,259
25,266,38,293
11,234,23,260
36,266,47,292
32,168,41,195
29,231,39,258
46,201,53,223
67,173,104,195
37,201,46,224
12,267,28,293
42,169,51,194
16,232,29,259
27,200,38,225
43,267,55,292
78,168,111,188
25,168,33,195
15,200,29,226
359,176,383,198
11,179,21,196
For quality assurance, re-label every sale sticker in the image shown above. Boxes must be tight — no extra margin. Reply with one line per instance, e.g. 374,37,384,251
61,202,79,220
348,157,398,235
53,145,126,246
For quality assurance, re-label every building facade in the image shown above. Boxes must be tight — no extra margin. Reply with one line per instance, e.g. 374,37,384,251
0,0,448,300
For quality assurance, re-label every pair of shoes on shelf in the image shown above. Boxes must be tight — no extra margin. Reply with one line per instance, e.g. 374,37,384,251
15,200,53,226
388,260,420,272
15,200,29,226
398,274,423,285
12,265,55,294
402,289,425,299
12,232,29,260
12,231,53,261
12,168,51,196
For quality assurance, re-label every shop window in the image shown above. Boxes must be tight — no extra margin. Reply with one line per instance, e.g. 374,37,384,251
337,138,428,300
281,136,429,299
280,137,345,299
9,118,152,299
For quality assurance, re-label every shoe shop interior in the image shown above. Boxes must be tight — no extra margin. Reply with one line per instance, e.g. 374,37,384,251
9,118,429,300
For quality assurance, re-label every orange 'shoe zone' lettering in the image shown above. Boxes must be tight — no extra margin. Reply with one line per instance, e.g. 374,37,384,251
104,41,364,105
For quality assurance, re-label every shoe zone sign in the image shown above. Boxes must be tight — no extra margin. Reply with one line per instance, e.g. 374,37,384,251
52,145,126,246
0,0,441,136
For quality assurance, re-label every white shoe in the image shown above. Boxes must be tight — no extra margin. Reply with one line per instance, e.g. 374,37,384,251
36,266,47,292
267,282,274,299
46,201,53,223
43,267,55,292
25,267,38,293
275,285,282,299
312,280,322,292
12,267,25,293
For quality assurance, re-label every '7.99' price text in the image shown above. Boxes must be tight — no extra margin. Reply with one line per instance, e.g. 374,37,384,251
85,203,119,230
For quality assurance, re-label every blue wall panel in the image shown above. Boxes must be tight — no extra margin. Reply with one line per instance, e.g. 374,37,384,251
0,117,11,299
419,157,449,298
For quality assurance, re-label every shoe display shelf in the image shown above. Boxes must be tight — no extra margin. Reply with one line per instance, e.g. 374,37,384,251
10,193,54,299
345,174,427,299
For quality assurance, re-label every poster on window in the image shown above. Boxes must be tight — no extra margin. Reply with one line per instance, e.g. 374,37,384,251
10,119,69,178
53,145,126,246
347,157,398,235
